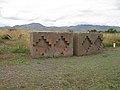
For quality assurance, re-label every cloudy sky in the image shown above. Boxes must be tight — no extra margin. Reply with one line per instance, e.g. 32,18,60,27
0,0,120,26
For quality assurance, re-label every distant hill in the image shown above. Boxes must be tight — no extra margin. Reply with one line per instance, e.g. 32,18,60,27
1,23,120,31
13,23,46,30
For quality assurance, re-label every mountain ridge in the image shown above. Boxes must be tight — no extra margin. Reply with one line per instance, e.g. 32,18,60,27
1,23,120,31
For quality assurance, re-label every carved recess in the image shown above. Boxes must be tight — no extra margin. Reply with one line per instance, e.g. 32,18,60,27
94,36,102,50
55,36,70,55
82,36,92,52
33,36,51,56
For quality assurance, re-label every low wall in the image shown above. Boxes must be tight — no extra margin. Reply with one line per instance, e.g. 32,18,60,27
30,32,73,58
30,32,103,58
73,33,103,56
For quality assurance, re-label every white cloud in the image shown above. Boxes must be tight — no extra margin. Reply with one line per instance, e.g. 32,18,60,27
0,0,120,26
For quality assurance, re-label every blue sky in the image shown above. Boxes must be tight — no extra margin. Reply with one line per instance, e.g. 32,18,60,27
0,0,120,26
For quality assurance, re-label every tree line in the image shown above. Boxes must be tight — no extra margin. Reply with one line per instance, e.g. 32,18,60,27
89,28,119,33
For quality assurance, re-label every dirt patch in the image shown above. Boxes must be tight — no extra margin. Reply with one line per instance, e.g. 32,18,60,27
0,53,13,60
0,83,3,89
0,53,28,61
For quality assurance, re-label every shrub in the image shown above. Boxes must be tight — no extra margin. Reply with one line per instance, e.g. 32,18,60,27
11,48,30,54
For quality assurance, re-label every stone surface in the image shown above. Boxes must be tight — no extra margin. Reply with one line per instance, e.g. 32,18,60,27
30,32,73,58
73,33,103,56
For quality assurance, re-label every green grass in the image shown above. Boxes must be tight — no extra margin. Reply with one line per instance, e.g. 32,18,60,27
0,31,120,89
11,48,30,54
0,38,29,55
0,57,28,65
0,47,120,90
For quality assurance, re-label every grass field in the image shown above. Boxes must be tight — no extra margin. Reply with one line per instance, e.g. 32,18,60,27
0,47,120,90
1,29,120,48
0,29,120,90
103,33,120,47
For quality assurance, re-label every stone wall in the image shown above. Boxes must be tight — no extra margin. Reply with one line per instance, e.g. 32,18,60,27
30,32,103,58
30,32,73,58
73,33,103,56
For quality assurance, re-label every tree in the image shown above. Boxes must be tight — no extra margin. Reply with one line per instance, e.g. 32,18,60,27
105,28,117,33
89,29,97,32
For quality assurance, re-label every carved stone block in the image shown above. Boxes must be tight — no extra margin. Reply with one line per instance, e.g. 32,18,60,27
73,33,103,56
30,32,73,58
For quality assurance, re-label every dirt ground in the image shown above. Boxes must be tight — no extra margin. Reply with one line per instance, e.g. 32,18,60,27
0,47,120,90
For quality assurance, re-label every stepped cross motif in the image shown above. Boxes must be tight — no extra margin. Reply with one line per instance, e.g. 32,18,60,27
82,36,92,52
94,36,102,50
